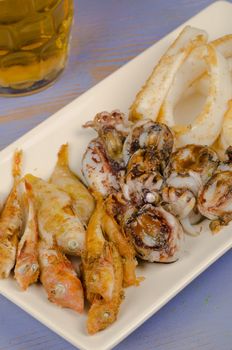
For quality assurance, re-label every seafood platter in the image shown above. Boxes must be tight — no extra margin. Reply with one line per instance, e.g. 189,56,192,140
0,2,232,349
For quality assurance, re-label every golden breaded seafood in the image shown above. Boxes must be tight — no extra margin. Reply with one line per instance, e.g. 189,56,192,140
82,195,123,333
212,34,232,59
158,44,231,147
123,204,184,263
102,207,137,287
50,143,95,226
183,34,232,102
83,195,120,301
217,100,232,157
14,181,39,290
0,151,23,279
87,243,123,334
39,240,84,313
24,174,86,256
129,26,208,121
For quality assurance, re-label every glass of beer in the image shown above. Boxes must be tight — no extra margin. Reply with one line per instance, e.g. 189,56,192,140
0,0,74,96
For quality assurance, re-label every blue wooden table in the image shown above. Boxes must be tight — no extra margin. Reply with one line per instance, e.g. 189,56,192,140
0,0,232,349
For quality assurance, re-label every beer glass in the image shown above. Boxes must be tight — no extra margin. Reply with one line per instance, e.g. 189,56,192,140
0,0,74,96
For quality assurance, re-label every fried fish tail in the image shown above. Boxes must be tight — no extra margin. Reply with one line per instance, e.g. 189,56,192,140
57,143,69,167
12,150,23,180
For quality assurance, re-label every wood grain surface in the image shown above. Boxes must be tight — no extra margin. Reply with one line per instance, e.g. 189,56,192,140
0,1,232,349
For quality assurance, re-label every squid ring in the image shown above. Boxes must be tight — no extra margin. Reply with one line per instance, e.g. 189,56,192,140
158,44,232,147
217,100,232,158
183,34,232,99
129,26,208,122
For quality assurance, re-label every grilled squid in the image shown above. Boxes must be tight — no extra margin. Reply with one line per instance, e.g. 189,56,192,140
82,195,123,333
198,171,232,233
82,110,130,197
50,143,95,226
0,151,23,278
24,174,86,256
198,148,232,232
123,204,184,263
121,148,163,205
123,120,174,170
165,144,219,193
162,187,196,219
121,120,173,204
164,144,219,235
84,110,131,166
82,138,120,197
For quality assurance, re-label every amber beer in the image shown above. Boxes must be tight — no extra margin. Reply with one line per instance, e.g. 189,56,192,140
0,0,73,95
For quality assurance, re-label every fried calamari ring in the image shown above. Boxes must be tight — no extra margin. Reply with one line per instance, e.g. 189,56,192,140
184,34,232,98
212,34,232,59
217,100,232,158
158,44,231,146
129,26,208,122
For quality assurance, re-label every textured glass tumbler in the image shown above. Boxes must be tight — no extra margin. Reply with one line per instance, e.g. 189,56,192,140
0,0,73,96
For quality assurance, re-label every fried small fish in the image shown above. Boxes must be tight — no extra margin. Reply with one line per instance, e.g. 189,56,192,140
14,180,39,290
102,210,137,287
83,196,115,303
82,195,123,333
0,151,23,278
24,174,86,256
39,240,84,313
87,243,123,334
50,144,95,226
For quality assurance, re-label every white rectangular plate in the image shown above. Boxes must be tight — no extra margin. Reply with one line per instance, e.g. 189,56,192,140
0,1,232,350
